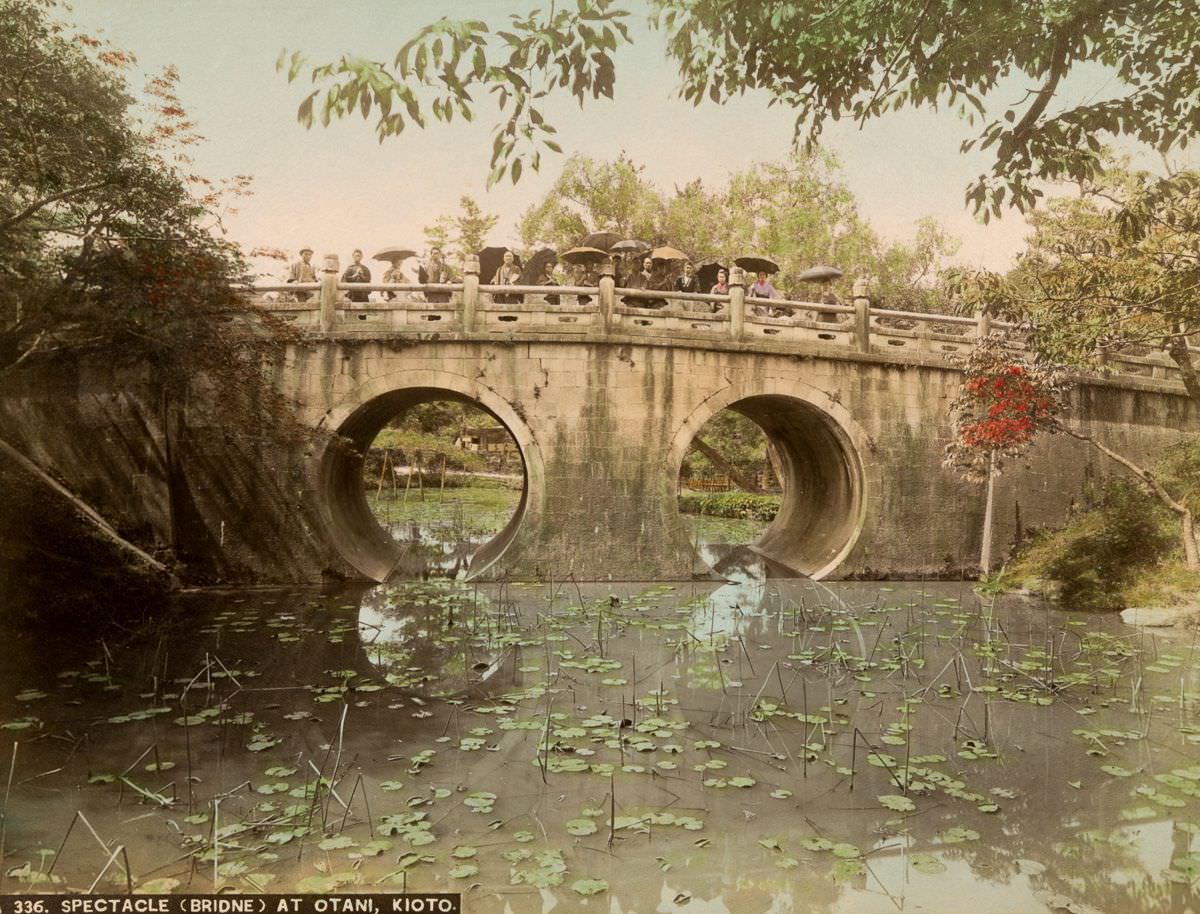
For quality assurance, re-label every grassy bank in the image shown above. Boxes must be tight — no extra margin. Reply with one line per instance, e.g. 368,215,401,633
999,477,1200,611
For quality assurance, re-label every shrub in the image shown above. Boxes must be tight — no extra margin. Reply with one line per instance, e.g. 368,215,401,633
1010,479,1175,610
678,492,780,521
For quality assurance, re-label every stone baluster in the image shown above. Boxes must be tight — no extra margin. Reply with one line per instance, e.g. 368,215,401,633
916,324,933,352
319,253,340,332
852,278,871,353
974,306,992,340
462,254,480,332
729,266,746,341
599,257,615,334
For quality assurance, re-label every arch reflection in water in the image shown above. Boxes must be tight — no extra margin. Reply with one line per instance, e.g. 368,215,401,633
357,581,509,696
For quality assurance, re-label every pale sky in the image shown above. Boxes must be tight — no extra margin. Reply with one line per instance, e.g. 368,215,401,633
66,1,1186,278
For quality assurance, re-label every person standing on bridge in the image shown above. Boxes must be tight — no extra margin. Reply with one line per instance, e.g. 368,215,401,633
287,247,317,301
420,247,453,304
623,255,662,307
748,270,781,317
493,250,524,304
707,268,729,313
381,260,407,301
674,261,701,295
539,261,560,306
341,249,371,302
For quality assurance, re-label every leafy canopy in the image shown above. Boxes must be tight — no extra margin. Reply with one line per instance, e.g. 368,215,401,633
282,1,1200,215
950,164,1200,401
520,150,958,309
0,0,287,431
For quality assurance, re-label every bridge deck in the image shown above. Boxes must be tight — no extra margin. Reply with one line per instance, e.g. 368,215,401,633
244,277,1190,391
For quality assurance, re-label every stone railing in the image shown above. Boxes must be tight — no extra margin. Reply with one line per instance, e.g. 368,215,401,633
243,254,1189,387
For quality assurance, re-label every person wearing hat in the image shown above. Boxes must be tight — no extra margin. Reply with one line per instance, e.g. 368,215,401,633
288,247,317,301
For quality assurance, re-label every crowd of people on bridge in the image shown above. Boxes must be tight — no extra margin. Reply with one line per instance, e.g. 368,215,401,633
284,242,815,317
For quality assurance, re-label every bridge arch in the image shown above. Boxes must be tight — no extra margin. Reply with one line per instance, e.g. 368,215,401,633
669,378,869,580
313,369,543,581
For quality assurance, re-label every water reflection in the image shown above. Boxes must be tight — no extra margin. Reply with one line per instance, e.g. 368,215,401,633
1,579,1199,911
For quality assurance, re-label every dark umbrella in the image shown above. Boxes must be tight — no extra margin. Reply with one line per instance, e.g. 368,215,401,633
697,262,726,290
560,246,609,265
610,239,650,254
580,231,623,252
517,248,557,285
477,246,522,284
372,246,417,264
797,265,845,283
734,255,780,274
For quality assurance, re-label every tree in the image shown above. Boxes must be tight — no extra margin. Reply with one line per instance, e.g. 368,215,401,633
950,165,1200,402
945,336,1199,571
282,2,1200,215
0,0,292,579
424,194,499,261
518,154,661,250
518,150,957,307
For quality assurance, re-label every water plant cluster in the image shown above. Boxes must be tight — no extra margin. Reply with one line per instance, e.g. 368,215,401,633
1,580,1199,911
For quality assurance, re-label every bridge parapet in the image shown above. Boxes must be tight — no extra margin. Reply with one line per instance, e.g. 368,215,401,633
243,259,1191,388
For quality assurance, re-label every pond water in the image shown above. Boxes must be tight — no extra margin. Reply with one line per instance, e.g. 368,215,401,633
367,484,772,578
3,577,1199,912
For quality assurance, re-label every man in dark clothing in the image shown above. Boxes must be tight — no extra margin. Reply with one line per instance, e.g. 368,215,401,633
674,261,701,294
341,249,371,302
420,247,453,303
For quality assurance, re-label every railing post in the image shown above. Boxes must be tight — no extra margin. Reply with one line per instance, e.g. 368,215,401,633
974,306,992,339
729,266,746,341
917,325,933,352
319,253,339,332
852,277,871,353
462,254,480,332
599,257,615,334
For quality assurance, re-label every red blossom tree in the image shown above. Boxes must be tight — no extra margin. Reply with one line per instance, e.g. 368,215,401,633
947,335,1199,571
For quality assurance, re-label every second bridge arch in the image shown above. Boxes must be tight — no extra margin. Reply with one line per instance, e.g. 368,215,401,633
670,382,868,579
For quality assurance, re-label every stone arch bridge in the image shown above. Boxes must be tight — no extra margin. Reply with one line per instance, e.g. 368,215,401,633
2,264,1193,584
253,263,1195,582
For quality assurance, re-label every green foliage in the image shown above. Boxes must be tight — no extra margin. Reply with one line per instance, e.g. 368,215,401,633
1158,437,1200,515
654,2,1200,218
424,195,499,261
288,2,1200,215
678,492,780,522
280,1,630,187
521,151,958,308
371,428,487,472
0,1,287,434
951,165,1200,396
1010,479,1176,610
682,411,769,481
518,153,660,250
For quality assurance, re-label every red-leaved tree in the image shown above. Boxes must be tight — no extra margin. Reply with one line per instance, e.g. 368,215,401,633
945,335,1199,571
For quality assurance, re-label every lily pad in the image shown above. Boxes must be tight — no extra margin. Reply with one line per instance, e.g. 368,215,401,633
571,878,608,896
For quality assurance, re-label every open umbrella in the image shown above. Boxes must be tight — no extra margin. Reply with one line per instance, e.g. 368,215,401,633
797,265,844,283
611,239,650,254
580,231,622,252
559,246,609,265
651,245,689,261
734,255,780,274
697,262,726,290
372,246,417,264
517,248,558,286
477,246,522,284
